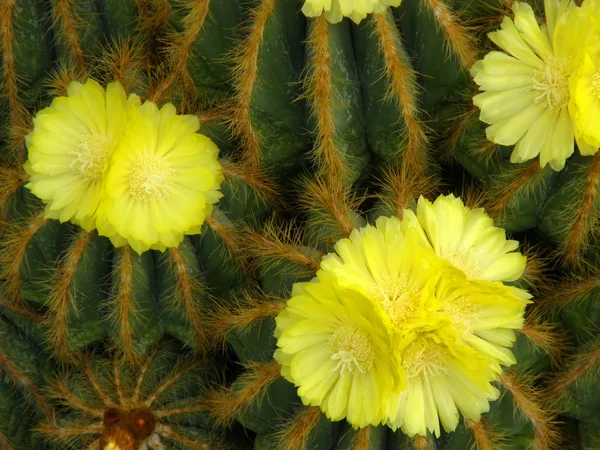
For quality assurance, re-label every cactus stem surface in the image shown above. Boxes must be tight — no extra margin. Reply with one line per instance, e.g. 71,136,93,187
485,160,540,220
155,423,216,449
144,364,196,407
205,214,246,269
300,178,356,237
465,418,501,450
47,230,93,360
412,434,433,450
84,359,119,408
373,12,430,177
244,221,321,272
0,212,47,306
52,376,106,417
0,317,53,417
230,0,276,171
563,152,600,267
549,343,600,398
164,0,212,95
210,293,285,346
99,37,147,94
109,247,138,363
422,0,478,68
277,406,322,450
0,167,26,222
0,0,27,161
499,371,559,450
378,168,438,219
169,247,210,352
350,426,371,450
51,0,86,70
305,16,346,183
0,432,16,450
221,160,280,206
207,360,281,427
520,322,563,362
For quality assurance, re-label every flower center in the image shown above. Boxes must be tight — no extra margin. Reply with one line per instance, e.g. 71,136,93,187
591,72,600,99
130,155,175,202
532,56,572,110
401,337,451,379
371,274,420,326
442,250,482,281
328,325,374,376
69,134,111,180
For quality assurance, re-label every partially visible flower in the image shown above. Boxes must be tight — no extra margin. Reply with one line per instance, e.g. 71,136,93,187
414,194,526,282
471,0,596,170
24,79,139,231
302,0,402,24
96,101,223,254
274,272,402,428
568,0,600,152
569,51,600,152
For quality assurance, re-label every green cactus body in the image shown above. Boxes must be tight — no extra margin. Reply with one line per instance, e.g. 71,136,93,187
0,0,591,448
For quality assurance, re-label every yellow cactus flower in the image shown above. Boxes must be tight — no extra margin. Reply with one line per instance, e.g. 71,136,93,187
320,216,443,323
274,272,402,428
471,0,597,170
568,0,600,152
570,50,600,151
414,194,526,282
96,101,224,254
24,79,139,231
384,269,531,437
302,0,402,24
304,202,531,435
103,442,120,450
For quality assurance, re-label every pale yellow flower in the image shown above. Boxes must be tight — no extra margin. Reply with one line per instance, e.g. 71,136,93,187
471,0,596,170
96,101,223,254
274,272,402,428
414,194,526,282
384,268,531,436
24,79,139,230
568,0,600,152
302,0,402,24
298,206,531,436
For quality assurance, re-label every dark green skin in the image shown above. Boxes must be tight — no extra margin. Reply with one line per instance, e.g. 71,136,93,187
106,247,164,358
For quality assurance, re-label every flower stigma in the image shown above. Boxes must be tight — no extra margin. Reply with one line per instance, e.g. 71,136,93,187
328,325,375,376
532,56,572,110
69,134,112,180
371,274,419,326
130,155,175,202
401,336,451,379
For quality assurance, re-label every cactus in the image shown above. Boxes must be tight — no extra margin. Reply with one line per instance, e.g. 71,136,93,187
39,340,247,449
0,0,595,449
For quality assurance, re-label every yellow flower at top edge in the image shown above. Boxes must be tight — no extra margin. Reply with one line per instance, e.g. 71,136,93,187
413,194,527,282
470,0,597,170
96,100,224,254
568,0,600,151
274,271,402,428
24,79,140,231
301,0,402,24
278,196,532,435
